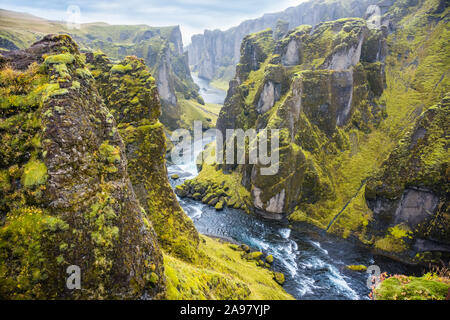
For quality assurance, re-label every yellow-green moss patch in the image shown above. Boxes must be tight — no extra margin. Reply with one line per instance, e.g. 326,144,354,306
164,236,293,300
374,274,450,300
21,159,48,187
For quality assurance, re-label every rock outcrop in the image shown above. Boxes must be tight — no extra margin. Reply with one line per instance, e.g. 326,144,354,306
86,52,200,262
188,0,380,83
0,12,203,131
183,17,386,217
184,0,449,264
0,35,165,299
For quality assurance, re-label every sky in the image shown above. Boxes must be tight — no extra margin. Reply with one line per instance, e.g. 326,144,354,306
0,0,306,45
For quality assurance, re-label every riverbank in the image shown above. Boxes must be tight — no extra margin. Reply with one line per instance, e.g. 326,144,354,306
164,234,294,300
167,74,423,300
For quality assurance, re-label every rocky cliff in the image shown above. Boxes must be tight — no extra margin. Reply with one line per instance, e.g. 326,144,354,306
0,34,293,300
0,34,165,299
187,0,381,83
179,0,450,264
85,52,200,261
0,10,204,131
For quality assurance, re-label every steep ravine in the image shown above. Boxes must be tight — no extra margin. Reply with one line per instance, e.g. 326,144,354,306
167,76,420,300
0,34,293,300
179,0,450,268
188,0,381,83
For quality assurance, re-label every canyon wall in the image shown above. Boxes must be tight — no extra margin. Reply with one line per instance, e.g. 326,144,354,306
179,0,450,264
0,10,204,130
187,0,383,82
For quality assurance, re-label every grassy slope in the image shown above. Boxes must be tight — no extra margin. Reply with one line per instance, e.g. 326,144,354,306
0,9,175,49
164,235,294,300
210,78,230,92
178,98,221,129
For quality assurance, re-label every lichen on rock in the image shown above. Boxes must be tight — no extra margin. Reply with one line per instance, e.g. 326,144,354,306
0,34,166,299
86,51,201,263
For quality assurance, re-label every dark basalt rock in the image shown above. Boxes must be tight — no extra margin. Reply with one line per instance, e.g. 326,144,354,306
0,34,166,299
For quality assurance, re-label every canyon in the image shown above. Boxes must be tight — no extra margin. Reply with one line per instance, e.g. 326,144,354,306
0,0,449,300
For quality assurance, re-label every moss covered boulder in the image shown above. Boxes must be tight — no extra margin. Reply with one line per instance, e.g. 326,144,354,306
273,272,285,285
373,274,450,300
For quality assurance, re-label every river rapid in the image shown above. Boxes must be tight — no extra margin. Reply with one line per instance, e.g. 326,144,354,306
166,75,419,300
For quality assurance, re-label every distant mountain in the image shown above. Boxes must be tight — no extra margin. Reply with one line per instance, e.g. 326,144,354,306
187,0,383,83
0,9,206,130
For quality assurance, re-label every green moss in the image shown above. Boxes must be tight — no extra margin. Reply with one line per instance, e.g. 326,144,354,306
164,236,293,300
273,272,285,285
0,169,11,191
265,255,274,264
374,224,412,253
148,272,159,286
43,83,69,100
43,53,75,65
21,159,48,187
214,199,224,211
374,237,406,253
99,140,120,164
49,88,68,97
75,67,92,79
110,63,133,74
374,275,450,300
0,207,69,299
53,63,70,79
389,225,413,239
346,265,367,272
71,81,80,90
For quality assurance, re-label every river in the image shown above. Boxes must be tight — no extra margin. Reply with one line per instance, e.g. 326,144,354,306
166,75,418,300
191,73,227,105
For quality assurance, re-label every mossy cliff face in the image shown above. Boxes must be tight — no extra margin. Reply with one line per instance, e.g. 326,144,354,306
365,94,450,262
0,11,203,131
86,52,200,262
0,35,165,299
188,0,380,83
190,0,449,263
187,16,384,216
